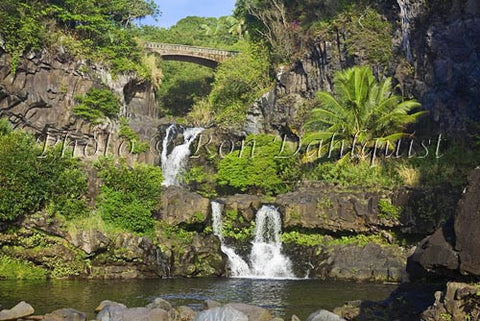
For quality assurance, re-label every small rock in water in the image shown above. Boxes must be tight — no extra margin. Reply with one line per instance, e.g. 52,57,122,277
194,306,248,321
0,301,34,321
43,308,87,321
95,300,126,312
146,298,172,311
291,315,301,321
170,306,196,321
204,300,222,310
225,303,272,321
306,310,346,321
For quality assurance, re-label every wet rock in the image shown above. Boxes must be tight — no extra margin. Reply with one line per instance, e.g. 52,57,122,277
0,301,34,320
194,306,248,321
70,229,109,255
306,310,346,321
291,315,301,321
44,308,86,321
159,186,210,226
224,303,272,321
146,298,172,311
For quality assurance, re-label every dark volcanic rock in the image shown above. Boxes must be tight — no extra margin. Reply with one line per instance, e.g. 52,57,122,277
408,167,480,279
159,186,210,226
455,168,480,275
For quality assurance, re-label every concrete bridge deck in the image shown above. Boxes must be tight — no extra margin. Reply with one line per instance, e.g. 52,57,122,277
144,42,238,68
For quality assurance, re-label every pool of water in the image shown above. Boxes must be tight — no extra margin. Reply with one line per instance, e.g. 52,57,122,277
0,278,397,320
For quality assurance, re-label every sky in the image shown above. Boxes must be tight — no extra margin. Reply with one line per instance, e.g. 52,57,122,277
140,0,237,28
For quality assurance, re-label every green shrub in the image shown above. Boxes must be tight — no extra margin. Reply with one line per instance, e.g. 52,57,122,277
119,117,149,154
73,88,121,124
305,160,399,188
209,41,272,129
0,128,89,222
378,198,400,219
95,158,163,234
0,255,46,280
217,134,301,195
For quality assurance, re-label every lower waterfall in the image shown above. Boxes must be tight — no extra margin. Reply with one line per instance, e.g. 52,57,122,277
211,201,295,279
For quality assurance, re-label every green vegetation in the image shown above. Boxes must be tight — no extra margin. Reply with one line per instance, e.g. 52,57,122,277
95,158,163,234
304,66,424,157
0,121,89,222
378,198,400,219
73,88,121,124
217,134,301,195
0,255,47,280
222,210,255,241
0,0,158,75
119,117,149,154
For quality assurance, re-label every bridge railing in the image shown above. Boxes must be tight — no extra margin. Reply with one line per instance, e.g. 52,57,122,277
144,42,238,57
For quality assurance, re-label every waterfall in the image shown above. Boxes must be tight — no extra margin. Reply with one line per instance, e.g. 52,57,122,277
397,0,415,62
211,202,296,279
248,205,294,279
161,125,203,186
211,201,250,276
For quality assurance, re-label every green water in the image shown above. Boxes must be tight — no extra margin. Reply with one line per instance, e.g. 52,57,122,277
0,278,396,320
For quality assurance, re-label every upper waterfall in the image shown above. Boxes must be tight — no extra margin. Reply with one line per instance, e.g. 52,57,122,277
161,125,203,186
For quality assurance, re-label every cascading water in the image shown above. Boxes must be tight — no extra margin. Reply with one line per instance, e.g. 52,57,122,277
211,201,295,279
397,0,415,62
211,201,250,276
161,125,203,186
248,205,294,279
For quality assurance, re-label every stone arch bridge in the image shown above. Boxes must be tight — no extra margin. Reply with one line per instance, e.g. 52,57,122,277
144,42,238,68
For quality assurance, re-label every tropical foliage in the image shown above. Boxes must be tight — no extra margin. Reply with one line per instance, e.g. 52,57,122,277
304,66,424,159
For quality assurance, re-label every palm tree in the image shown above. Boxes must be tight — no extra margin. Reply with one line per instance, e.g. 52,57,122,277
304,65,425,160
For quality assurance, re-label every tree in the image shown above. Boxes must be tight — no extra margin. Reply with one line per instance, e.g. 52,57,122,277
304,66,425,159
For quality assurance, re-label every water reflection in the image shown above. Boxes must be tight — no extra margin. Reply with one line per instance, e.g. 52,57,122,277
0,278,395,320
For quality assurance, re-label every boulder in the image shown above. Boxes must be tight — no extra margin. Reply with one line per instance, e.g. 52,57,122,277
0,301,34,321
223,194,263,222
159,186,210,225
306,310,346,321
421,282,480,321
300,242,407,282
95,301,127,312
70,229,109,255
169,306,196,321
203,300,222,309
146,298,172,311
194,306,248,321
224,303,272,321
407,167,480,279
455,168,480,275
44,309,87,321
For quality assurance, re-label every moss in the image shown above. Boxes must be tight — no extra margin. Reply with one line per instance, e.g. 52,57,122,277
0,255,47,280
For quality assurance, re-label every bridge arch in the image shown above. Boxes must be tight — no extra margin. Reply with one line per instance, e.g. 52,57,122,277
144,42,237,68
